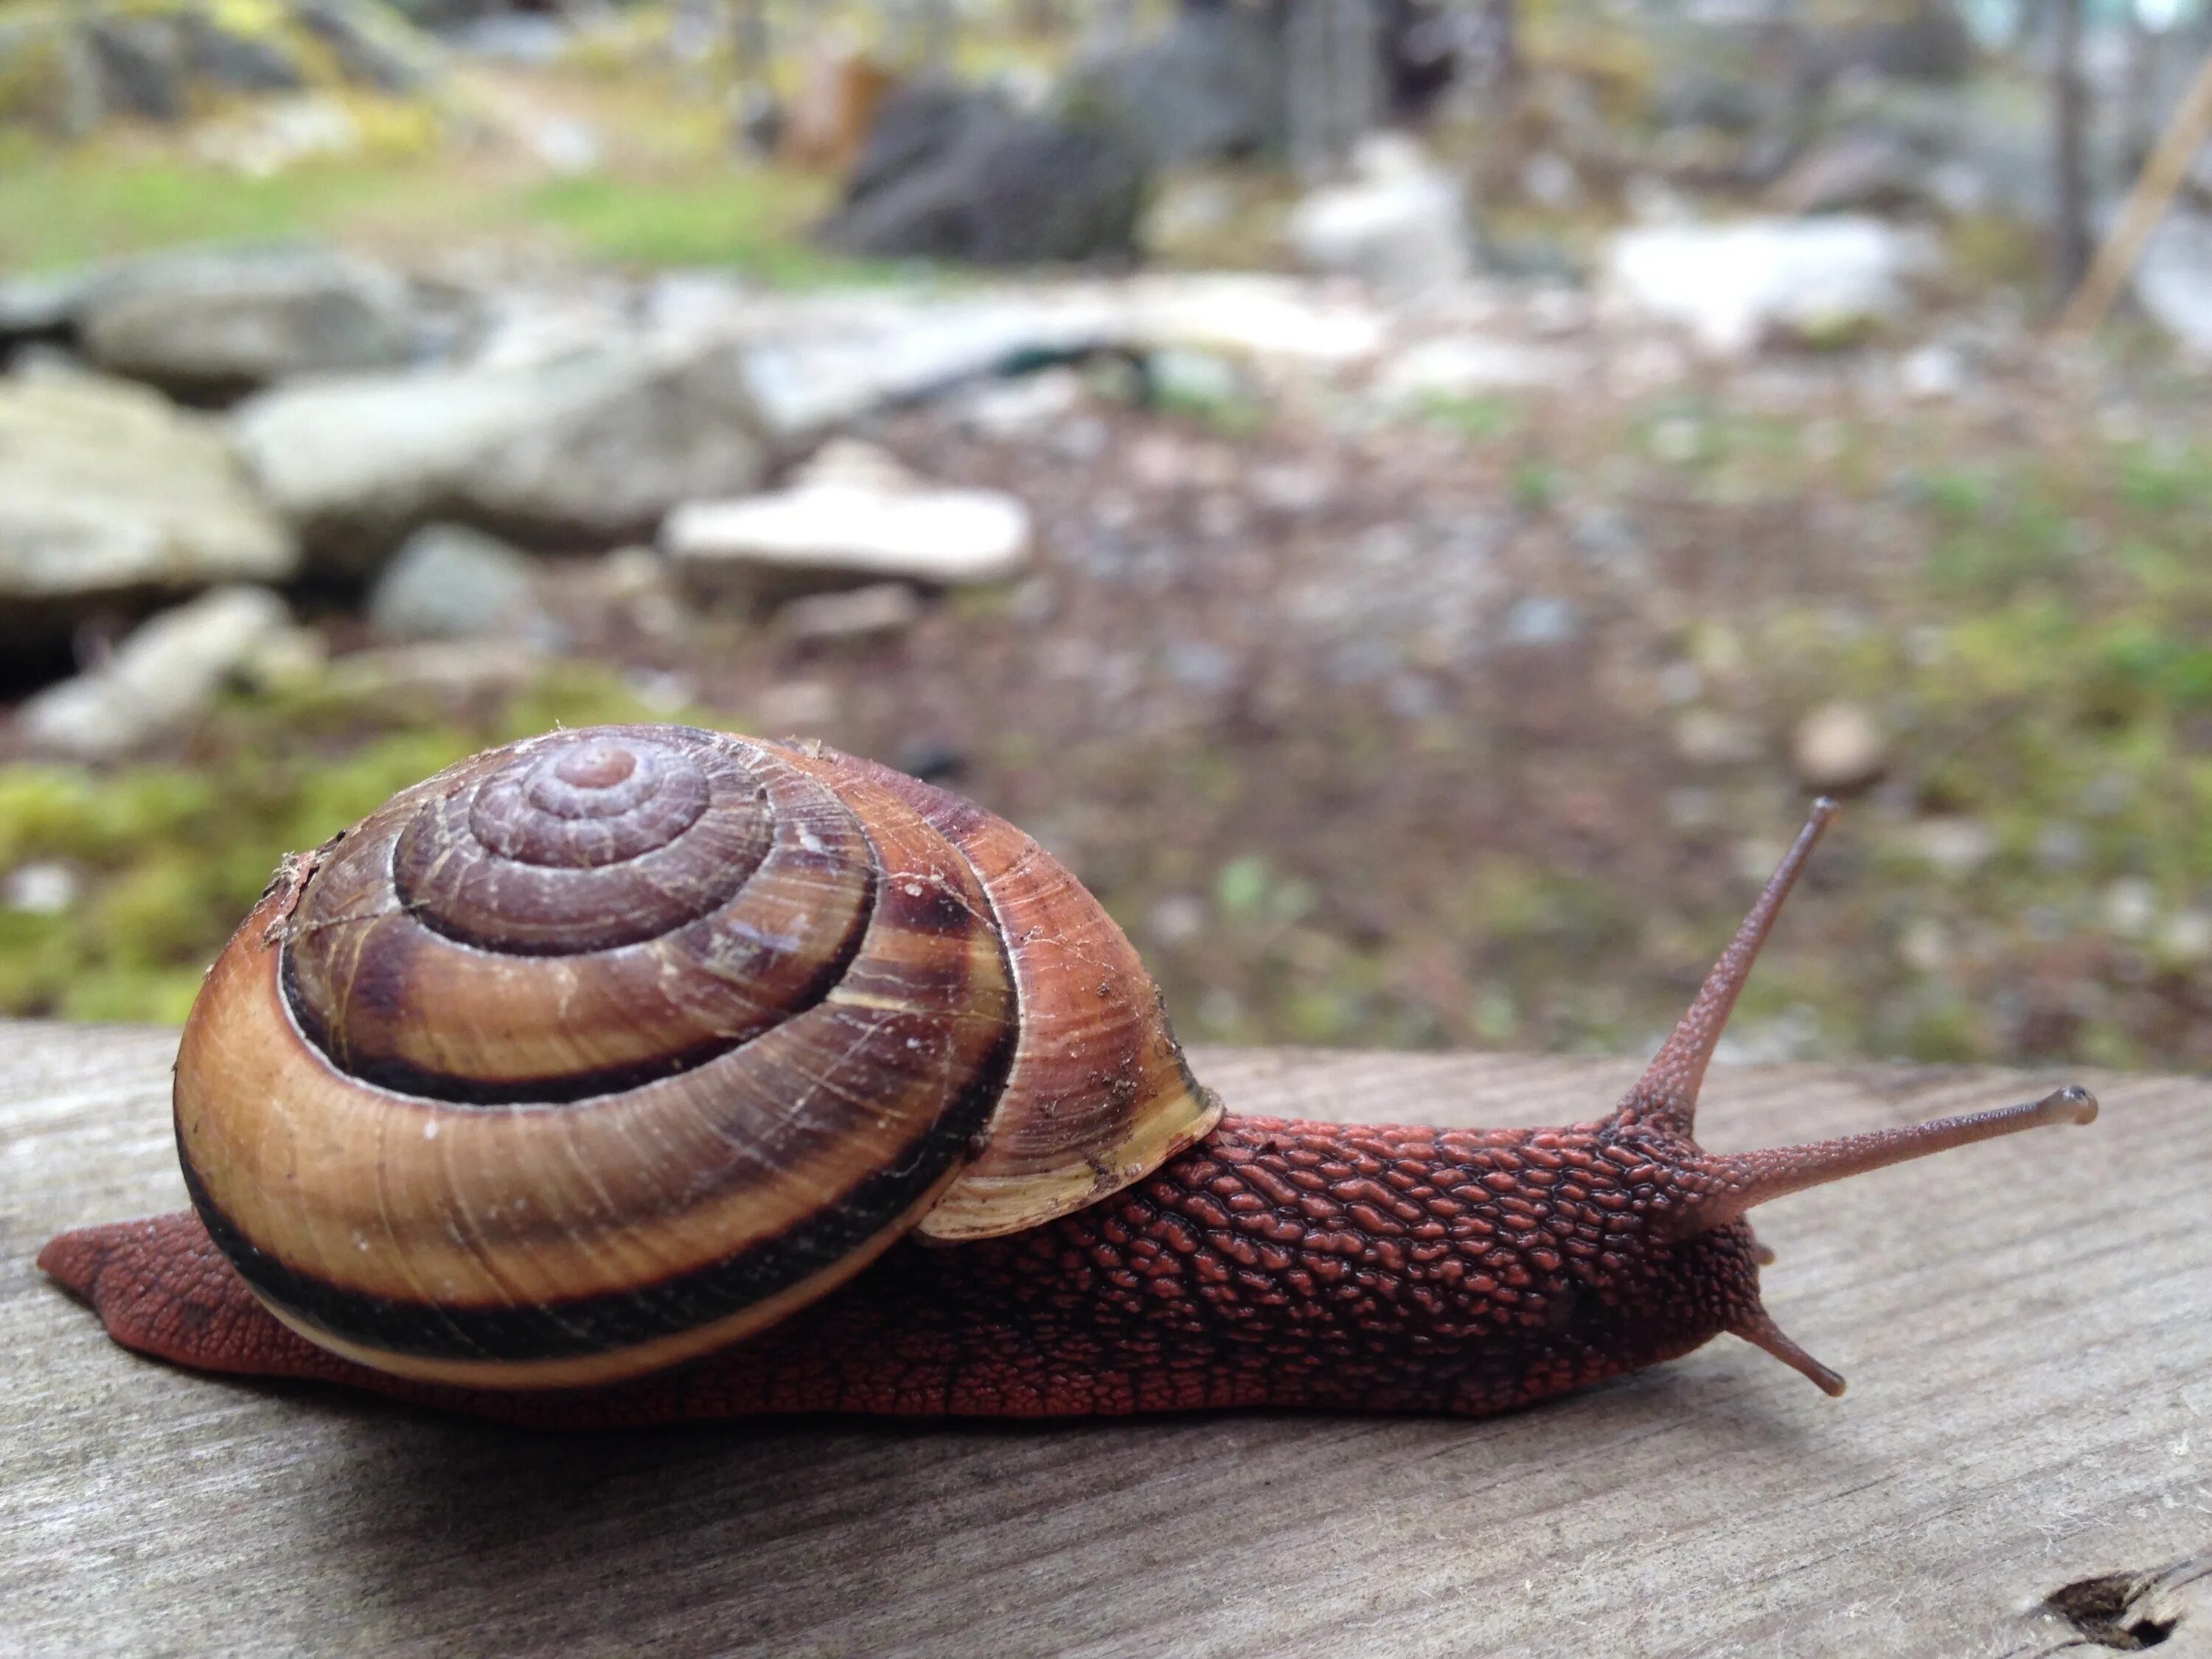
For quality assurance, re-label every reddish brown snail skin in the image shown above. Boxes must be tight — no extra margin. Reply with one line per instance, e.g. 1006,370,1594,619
38,724,2097,1430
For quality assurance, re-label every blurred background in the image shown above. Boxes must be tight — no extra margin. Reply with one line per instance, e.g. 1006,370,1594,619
0,0,2207,1072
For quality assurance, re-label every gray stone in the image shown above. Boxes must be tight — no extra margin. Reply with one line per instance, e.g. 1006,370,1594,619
181,13,306,92
0,269,94,350
664,439,1029,608
1067,6,1284,170
294,0,442,94
366,524,544,643
85,17,186,122
1766,129,1927,216
79,247,419,394
16,585,295,760
1286,134,1472,297
739,294,1123,438
821,83,1145,266
0,372,296,638
232,342,772,574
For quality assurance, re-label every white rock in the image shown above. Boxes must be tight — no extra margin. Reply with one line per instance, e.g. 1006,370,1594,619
2,860,79,916
2159,908,2212,963
18,586,294,759
2102,877,2157,941
1792,700,1888,791
1899,342,1964,401
1910,815,1995,879
664,442,1030,605
740,296,1122,439
0,372,295,624
956,368,1087,438
2134,207,2212,358
1286,133,1473,298
1603,217,1934,356
1128,273,1389,365
1374,335,1575,403
778,581,925,641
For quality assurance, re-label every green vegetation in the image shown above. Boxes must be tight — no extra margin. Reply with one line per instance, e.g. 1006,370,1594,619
0,135,867,281
0,665,703,1024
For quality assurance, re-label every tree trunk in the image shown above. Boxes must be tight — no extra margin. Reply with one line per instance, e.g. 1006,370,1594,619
1287,0,1384,175
2051,0,2094,302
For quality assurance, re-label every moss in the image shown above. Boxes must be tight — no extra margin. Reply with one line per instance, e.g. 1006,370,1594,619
0,662,692,1026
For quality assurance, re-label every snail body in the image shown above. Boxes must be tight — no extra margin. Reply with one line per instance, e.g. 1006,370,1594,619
40,725,2096,1427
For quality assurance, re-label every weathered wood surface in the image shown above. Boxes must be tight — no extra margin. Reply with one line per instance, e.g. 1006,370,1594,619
2,1020,2207,1658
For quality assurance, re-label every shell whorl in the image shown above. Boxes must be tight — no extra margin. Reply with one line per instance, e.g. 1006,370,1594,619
174,725,1218,1388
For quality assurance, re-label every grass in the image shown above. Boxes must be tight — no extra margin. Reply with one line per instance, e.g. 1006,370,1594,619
0,131,870,281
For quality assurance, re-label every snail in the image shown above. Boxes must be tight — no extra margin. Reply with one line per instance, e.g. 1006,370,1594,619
39,724,2098,1429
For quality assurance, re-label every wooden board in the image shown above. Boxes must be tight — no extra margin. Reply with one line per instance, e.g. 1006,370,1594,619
2,1020,2207,1658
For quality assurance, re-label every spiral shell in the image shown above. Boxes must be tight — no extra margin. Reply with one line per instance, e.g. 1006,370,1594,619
175,726,1219,1388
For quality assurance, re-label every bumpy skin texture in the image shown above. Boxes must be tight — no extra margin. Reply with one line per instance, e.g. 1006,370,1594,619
41,1112,1765,1430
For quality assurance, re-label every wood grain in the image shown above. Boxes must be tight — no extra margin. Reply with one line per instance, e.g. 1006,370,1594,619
1,1021,2206,1658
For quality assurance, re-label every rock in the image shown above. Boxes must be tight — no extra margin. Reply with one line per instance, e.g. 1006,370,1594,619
366,524,545,643
739,293,1124,438
17,586,294,760
1129,272,1388,365
1910,815,1994,878
0,4,431,141
2103,877,2157,941
1148,347,1248,411
1765,130,1926,216
778,580,925,642
293,0,442,94
1602,217,1933,356
0,372,296,644
1791,700,1887,792
0,14,102,137
1672,708,1761,766
86,16,187,122
1067,5,1284,170
664,439,1031,608
1899,342,1964,401
79,247,419,394
821,82,1145,265
1285,133,1472,298
1374,334,1575,403
955,366,1088,439
0,269,94,352
1,860,79,916
2134,208,2212,358
1499,595,1579,647
181,11,306,92
232,343,772,574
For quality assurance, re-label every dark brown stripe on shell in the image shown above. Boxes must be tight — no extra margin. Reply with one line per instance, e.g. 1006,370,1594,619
177,1009,1015,1364
276,862,875,1107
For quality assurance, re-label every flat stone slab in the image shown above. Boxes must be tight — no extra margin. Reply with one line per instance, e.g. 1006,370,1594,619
3,1024,2206,1657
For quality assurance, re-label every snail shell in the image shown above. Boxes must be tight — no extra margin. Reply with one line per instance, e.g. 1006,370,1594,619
175,726,1220,1388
